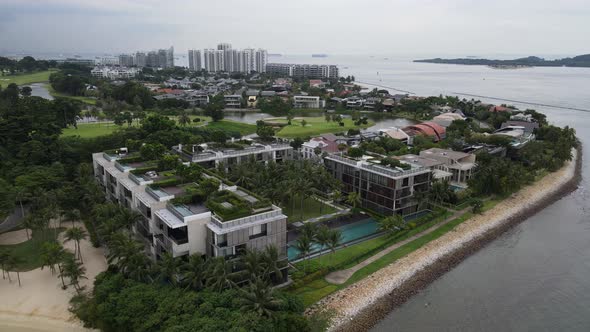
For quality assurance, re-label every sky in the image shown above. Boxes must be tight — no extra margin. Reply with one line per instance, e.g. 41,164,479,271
0,0,589,57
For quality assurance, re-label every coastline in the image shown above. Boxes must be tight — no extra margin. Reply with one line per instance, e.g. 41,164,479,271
313,146,582,332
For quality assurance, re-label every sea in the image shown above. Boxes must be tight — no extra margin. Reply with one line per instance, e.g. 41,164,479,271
10,52,590,331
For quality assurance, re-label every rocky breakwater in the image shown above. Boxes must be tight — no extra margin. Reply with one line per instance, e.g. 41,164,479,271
310,147,582,332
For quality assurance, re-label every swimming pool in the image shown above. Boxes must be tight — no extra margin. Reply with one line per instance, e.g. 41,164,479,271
288,218,379,261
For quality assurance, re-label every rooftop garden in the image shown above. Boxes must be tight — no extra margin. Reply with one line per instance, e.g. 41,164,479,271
207,188,272,222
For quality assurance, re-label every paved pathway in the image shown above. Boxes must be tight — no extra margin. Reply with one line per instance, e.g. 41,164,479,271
324,207,469,285
0,205,28,233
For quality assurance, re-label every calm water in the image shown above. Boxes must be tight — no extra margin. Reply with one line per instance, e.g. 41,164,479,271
313,57,590,332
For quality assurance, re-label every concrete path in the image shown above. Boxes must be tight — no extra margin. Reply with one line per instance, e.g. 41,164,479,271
324,207,469,285
0,205,28,233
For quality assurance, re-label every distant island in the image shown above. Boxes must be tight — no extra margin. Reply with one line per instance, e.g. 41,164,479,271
414,54,590,68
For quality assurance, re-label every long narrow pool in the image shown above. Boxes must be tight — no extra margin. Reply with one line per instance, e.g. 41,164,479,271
288,218,379,261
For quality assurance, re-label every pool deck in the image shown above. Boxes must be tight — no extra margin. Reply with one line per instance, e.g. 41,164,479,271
324,207,469,284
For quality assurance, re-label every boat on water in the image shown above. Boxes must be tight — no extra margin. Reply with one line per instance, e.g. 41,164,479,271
312,54,328,58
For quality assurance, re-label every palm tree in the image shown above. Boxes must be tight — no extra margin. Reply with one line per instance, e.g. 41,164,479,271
240,249,265,282
332,190,342,203
156,252,181,285
315,225,331,263
301,222,318,242
295,235,313,273
182,254,206,291
471,199,484,214
239,278,282,318
64,227,87,262
61,256,87,293
261,245,284,283
206,257,237,291
115,207,142,230
429,179,452,206
178,111,191,126
5,254,22,287
63,209,81,227
40,242,66,275
413,190,429,211
326,229,342,263
0,250,9,280
106,232,150,280
346,191,361,209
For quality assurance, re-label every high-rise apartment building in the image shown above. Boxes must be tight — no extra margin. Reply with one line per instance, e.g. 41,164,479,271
204,49,225,72
266,63,339,79
118,54,134,67
188,50,202,71
254,49,267,73
134,52,146,67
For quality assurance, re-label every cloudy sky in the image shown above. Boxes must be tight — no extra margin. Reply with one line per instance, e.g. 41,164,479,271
1,0,589,57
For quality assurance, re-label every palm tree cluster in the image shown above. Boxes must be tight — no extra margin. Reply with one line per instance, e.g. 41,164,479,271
38,239,87,292
92,203,287,317
294,223,342,272
0,250,23,287
226,160,339,220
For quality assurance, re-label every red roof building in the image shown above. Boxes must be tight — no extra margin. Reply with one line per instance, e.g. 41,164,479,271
403,122,446,142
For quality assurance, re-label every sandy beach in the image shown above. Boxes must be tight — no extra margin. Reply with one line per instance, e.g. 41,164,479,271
312,148,581,332
0,223,106,331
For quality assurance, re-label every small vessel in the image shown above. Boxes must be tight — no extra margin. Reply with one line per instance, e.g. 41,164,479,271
312,54,328,58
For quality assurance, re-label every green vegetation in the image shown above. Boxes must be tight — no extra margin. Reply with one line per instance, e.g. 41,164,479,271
274,117,374,138
283,196,337,223
206,119,257,135
62,122,122,138
0,69,57,86
0,228,63,271
46,84,97,105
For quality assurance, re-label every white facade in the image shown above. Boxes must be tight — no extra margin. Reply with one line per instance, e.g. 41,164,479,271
188,50,202,71
91,66,140,80
294,95,322,109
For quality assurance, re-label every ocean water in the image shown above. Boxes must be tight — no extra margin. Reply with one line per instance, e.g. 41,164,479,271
294,56,590,332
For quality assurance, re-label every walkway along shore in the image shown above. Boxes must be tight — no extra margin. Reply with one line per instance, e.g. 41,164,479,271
309,146,582,332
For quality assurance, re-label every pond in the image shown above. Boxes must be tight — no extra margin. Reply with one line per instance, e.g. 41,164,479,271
28,83,53,100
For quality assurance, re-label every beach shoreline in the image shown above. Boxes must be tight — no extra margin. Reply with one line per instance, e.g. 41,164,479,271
313,146,582,332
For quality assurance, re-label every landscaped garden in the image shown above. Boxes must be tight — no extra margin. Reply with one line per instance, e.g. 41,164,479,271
0,69,57,86
273,117,374,138
282,196,338,223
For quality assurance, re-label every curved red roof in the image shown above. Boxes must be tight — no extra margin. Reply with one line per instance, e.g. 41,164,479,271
405,122,446,141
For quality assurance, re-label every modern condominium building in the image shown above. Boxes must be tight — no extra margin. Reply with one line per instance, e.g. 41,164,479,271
173,142,294,169
323,154,432,215
188,50,202,71
204,49,224,72
266,63,339,79
118,54,134,67
136,47,174,68
92,148,289,281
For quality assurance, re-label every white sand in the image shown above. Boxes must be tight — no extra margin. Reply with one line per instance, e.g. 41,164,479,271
0,229,31,245
313,150,578,330
0,222,105,331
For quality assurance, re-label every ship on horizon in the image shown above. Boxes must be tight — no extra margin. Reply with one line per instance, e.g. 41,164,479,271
312,54,328,58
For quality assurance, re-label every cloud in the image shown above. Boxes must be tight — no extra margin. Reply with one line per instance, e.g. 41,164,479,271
0,0,588,56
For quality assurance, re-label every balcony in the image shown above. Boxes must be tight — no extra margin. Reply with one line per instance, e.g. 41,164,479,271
154,233,189,257
210,206,283,231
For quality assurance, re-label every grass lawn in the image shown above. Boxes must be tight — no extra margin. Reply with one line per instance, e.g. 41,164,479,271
0,69,57,86
62,122,124,138
46,84,97,105
0,228,64,271
282,196,338,223
274,117,374,138
206,120,257,135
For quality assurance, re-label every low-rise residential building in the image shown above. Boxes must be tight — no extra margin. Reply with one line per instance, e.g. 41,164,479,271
92,149,288,282
363,97,381,110
432,112,465,128
324,154,432,215
419,148,476,185
90,66,140,80
379,127,412,145
224,95,242,108
403,122,447,143
301,137,340,159
173,142,294,169
309,79,326,88
346,96,363,108
492,126,535,149
294,95,323,109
